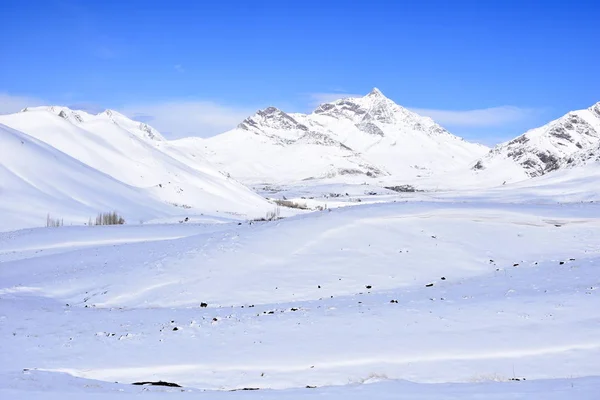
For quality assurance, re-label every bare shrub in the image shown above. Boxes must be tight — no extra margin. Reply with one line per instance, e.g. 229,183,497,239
273,199,309,209
265,206,281,221
46,214,63,228
95,211,125,226
252,206,281,222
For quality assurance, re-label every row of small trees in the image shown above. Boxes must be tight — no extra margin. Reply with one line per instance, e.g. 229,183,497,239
92,211,125,226
46,214,63,228
46,212,125,228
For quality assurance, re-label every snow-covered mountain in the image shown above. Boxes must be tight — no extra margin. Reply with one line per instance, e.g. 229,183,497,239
0,124,173,231
0,107,272,230
21,106,166,142
471,101,600,181
196,89,489,184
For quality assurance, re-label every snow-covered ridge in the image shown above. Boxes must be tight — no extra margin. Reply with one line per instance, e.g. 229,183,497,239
200,88,489,184
473,101,600,177
239,106,308,134
21,105,166,142
0,123,171,231
312,88,450,138
0,106,272,231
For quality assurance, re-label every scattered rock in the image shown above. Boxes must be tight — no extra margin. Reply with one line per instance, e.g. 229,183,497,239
425,283,434,287
200,302,208,308
390,299,398,303
306,385,317,389
559,261,565,265
513,263,519,267
133,381,181,387
365,285,372,289
172,327,179,331
385,185,419,193
440,277,446,280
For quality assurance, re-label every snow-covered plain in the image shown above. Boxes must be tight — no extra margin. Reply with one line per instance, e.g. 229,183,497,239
1,188,599,398
1,95,600,399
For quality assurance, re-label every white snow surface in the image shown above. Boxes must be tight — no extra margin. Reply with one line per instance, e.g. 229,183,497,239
0,108,272,231
2,94,600,399
1,195,599,398
195,89,489,184
0,124,172,231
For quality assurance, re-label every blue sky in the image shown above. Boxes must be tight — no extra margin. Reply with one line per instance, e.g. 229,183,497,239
1,0,598,144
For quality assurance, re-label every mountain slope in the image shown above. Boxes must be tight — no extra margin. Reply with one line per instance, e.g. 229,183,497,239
198,89,488,184
21,106,166,142
301,89,489,177
472,101,600,179
0,124,171,231
0,108,273,228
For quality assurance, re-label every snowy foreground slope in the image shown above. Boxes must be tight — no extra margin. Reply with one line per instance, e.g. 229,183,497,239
0,108,272,231
0,124,173,231
1,197,599,399
193,89,488,184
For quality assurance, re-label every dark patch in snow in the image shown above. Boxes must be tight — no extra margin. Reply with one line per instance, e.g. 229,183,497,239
133,381,182,387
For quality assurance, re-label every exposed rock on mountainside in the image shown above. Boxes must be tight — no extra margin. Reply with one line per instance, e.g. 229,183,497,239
198,88,488,183
473,102,600,177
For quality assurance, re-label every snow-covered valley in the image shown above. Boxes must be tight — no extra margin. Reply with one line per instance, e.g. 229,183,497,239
1,196,600,399
1,93,600,399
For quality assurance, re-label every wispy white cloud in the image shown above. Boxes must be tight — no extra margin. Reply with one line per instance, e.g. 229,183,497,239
0,93,46,114
0,90,544,146
65,102,105,114
120,101,256,139
0,93,256,139
174,64,184,73
409,106,541,127
307,92,362,108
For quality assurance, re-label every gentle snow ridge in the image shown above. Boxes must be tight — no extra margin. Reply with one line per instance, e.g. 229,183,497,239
0,108,273,231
